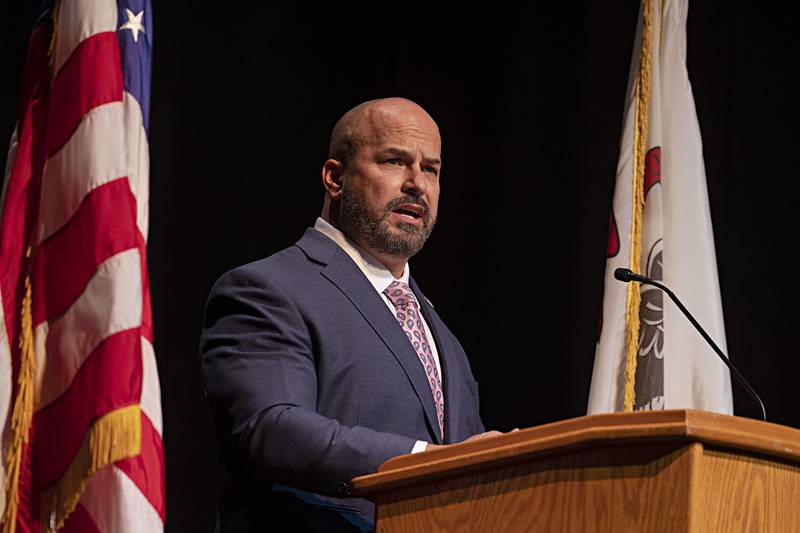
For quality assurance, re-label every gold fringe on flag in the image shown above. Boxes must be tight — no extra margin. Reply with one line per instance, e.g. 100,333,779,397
41,405,142,532
1,273,35,533
623,0,655,413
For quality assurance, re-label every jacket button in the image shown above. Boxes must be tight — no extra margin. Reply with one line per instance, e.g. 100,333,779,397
335,481,352,496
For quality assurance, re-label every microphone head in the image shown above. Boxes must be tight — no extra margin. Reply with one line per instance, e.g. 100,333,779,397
614,268,634,282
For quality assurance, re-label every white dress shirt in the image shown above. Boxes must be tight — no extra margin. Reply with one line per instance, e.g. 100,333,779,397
313,217,439,453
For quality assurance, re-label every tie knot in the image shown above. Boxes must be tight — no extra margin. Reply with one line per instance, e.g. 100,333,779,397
383,281,417,310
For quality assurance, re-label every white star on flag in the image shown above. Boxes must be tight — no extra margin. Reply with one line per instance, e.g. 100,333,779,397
119,8,145,42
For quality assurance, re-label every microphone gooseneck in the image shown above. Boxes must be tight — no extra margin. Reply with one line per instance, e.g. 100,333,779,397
613,268,767,421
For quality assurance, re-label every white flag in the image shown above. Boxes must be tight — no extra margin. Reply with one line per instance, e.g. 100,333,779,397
588,0,733,414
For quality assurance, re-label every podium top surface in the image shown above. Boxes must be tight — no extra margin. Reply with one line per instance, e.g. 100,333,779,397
352,409,800,496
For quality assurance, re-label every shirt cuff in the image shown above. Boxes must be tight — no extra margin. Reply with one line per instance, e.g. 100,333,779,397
411,440,429,454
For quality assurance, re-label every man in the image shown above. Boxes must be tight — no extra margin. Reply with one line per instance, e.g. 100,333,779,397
200,98,494,532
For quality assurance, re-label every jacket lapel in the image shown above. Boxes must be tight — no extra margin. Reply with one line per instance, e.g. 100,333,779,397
410,277,462,444
296,229,444,444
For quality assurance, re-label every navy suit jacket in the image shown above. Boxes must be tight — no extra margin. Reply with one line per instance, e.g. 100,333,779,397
200,228,485,532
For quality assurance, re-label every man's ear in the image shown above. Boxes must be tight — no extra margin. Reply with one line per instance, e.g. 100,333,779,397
322,159,344,199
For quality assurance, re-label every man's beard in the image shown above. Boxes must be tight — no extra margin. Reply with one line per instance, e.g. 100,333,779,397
338,186,436,259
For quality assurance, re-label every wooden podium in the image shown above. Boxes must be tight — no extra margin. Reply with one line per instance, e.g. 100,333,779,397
352,410,800,532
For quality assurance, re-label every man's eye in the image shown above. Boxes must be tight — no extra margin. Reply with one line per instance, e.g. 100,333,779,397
424,167,439,176
384,158,403,165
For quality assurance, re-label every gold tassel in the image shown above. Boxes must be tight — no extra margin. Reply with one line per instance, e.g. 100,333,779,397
623,0,655,413
2,271,36,533
41,405,142,532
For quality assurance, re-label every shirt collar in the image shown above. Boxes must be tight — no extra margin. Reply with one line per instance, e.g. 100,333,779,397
313,217,410,292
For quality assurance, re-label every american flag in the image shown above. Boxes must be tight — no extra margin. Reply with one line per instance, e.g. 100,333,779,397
0,1,165,531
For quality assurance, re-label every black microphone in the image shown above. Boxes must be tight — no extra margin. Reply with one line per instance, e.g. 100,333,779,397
613,267,766,421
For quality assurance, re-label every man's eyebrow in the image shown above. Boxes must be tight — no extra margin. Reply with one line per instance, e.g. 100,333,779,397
380,147,411,158
380,147,441,165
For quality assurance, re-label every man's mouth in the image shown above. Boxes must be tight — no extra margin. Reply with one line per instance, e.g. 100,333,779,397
391,204,425,223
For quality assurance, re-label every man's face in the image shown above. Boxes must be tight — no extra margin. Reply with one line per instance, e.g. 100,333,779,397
338,106,441,260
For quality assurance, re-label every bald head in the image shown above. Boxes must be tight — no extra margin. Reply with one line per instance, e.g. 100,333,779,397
320,97,442,276
328,98,440,170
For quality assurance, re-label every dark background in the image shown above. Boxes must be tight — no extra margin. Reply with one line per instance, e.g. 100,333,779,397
3,2,798,531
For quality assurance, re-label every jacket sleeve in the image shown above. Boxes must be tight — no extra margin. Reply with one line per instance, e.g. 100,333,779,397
199,266,417,496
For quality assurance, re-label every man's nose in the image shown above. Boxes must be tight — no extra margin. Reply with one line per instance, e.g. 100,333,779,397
402,165,428,196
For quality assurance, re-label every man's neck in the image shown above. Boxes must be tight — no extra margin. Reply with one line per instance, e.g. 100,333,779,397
315,217,409,280
320,216,407,278
357,245,405,279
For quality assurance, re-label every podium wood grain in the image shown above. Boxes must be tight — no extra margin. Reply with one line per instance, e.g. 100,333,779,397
352,410,800,532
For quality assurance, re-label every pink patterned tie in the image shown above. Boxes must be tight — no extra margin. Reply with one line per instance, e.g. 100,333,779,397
383,281,445,440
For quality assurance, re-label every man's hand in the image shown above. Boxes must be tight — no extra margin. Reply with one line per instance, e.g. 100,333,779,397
425,429,514,451
464,430,505,442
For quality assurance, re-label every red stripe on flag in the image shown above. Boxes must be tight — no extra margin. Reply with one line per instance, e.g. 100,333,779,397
45,31,123,156
14,431,36,533
33,328,142,490
138,231,154,343
32,178,138,325
117,412,166,521
59,503,100,533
